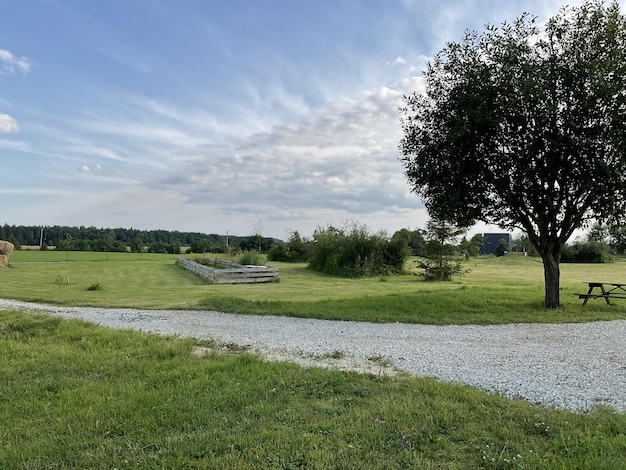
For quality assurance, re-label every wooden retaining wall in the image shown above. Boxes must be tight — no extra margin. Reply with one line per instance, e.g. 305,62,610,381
176,257,279,284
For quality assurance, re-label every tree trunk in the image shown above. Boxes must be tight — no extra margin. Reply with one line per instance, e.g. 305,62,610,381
540,240,562,309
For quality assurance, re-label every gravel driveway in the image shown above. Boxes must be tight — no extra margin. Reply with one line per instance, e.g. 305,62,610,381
2,298,624,413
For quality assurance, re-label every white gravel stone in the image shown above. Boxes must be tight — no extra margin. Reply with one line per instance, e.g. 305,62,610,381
1,298,624,413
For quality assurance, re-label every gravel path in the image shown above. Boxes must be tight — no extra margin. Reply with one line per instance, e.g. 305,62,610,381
2,298,625,413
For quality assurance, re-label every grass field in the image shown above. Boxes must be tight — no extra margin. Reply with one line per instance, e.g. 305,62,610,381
1,251,625,468
2,250,626,324
1,311,625,469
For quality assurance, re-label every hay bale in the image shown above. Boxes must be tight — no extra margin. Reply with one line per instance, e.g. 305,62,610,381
0,240,14,257
0,241,13,269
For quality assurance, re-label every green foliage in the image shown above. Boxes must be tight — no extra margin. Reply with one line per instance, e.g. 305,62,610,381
268,231,311,262
238,250,264,266
393,228,426,257
188,238,228,254
267,243,289,262
7,234,20,250
459,235,482,259
608,224,626,255
418,258,469,282
129,236,145,253
2,312,626,468
589,222,626,256
400,1,626,230
400,1,626,308
511,233,538,257
147,241,176,254
418,219,469,281
0,223,283,256
308,223,409,278
495,238,509,257
237,235,274,253
562,241,611,263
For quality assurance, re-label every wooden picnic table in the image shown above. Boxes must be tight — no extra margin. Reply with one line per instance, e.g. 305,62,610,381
576,281,626,306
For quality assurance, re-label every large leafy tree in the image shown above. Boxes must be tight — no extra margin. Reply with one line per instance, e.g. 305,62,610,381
400,1,626,308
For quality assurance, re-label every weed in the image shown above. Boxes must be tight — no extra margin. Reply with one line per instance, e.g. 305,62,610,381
311,350,346,360
327,349,346,360
368,355,393,368
55,275,70,284
238,250,264,266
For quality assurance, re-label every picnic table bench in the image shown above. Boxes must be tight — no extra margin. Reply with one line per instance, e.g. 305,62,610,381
576,282,626,306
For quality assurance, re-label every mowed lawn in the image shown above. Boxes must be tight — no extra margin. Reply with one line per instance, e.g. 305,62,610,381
2,250,626,324
1,252,625,468
1,311,625,469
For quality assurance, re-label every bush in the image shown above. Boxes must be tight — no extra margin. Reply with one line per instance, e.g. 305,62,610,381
561,241,611,263
238,250,264,266
308,223,409,278
417,259,469,281
267,244,289,262
268,231,311,262
418,218,469,281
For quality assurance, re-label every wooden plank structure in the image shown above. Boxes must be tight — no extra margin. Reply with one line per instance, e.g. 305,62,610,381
575,281,626,306
176,257,279,284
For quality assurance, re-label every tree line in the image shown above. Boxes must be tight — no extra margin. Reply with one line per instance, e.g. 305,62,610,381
0,224,280,254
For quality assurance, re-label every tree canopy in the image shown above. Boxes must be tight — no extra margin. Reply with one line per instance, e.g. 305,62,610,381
400,1,626,308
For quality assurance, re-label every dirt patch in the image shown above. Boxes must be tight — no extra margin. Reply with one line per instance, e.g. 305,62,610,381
191,345,396,376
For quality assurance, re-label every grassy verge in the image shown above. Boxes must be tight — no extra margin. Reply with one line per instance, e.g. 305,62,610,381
1,311,625,469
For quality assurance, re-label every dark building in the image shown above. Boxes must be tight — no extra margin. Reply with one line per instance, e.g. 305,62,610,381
482,233,510,255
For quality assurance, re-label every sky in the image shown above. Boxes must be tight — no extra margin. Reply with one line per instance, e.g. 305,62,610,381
0,0,617,240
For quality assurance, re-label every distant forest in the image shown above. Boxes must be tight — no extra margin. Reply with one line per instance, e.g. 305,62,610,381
0,224,281,254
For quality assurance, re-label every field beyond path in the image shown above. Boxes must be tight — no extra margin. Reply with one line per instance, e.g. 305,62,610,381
2,298,624,413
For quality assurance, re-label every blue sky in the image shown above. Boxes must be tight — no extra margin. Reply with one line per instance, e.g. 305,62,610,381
0,0,612,239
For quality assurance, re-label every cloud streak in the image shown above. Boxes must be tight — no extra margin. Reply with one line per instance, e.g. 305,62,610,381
3,1,609,238
158,79,425,223
0,114,19,133
0,48,30,74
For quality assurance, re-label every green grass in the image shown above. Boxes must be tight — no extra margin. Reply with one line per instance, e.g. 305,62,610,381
1,312,625,469
2,251,626,324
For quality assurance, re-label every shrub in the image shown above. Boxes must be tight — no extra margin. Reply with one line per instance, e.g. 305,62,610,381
267,243,289,262
417,259,469,281
308,223,409,277
561,241,611,263
238,250,263,266
268,231,312,262
418,218,469,281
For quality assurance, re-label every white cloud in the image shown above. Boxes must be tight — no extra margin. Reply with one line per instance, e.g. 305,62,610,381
394,56,407,65
79,164,104,173
0,113,19,133
154,78,426,235
0,48,30,74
